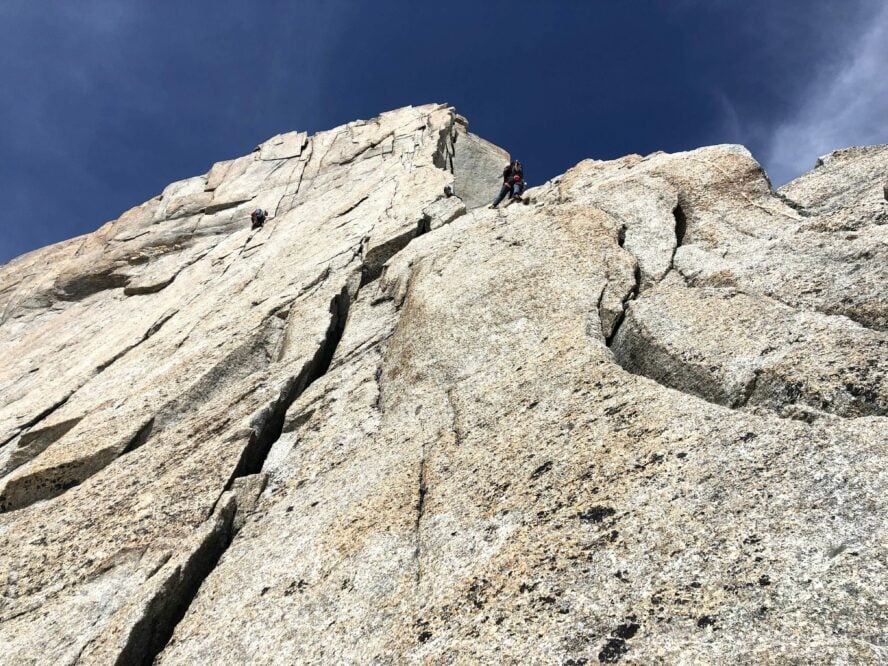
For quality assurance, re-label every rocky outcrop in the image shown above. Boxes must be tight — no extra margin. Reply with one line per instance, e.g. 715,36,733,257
0,108,885,664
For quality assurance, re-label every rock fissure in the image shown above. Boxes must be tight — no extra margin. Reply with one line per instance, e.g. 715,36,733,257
334,194,371,220
359,217,430,287
229,285,354,488
204,198,253,216
0,394,73,449
119,418,155,457
673,203,687,249
114,496,238,666
660,202,688,283
604,263,640,347
123,276,176,297
0,283,352,515
137,284,356,664
95,311,176,374
773,191,811,217
414,450,428,584
139,202,464,656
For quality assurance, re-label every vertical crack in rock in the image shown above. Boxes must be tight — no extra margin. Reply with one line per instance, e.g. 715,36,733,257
145,157,457,657
2,109,458,516
737,369,762,409
2,268,346,514
605,263,641,347
416,212,432,236
445,387,464,447
673,202,687,249
413,386,462,584
139,285,355,664
226,285,352,488
113,496,238,666
431,119,455,172
414,450,428,585
661,202,687,282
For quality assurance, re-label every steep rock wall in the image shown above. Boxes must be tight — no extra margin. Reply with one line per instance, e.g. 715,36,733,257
0,108,885,665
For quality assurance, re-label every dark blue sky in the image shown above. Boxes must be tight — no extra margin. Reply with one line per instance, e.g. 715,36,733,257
1,1,886,263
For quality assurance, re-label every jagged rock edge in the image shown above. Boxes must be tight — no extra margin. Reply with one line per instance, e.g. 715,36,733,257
602,198,846,421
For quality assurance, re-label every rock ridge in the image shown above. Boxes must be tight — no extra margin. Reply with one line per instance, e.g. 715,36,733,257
0,108,885,664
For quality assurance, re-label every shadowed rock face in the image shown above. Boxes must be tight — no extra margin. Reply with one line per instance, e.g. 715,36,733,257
0,109,885,664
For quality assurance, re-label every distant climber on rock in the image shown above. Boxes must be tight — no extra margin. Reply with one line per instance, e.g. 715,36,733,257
250,208,267,229
490,160,525,209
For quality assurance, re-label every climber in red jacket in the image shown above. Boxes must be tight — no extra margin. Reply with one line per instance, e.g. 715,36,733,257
490,160,525,209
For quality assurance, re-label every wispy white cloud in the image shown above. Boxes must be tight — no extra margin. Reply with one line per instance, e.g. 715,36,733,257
763,5,888,185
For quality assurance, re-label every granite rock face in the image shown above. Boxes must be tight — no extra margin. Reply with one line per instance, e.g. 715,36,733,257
0,108,885,664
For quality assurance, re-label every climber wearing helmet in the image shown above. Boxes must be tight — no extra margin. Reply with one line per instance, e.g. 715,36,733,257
490,160,525,209
250,208,268,229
